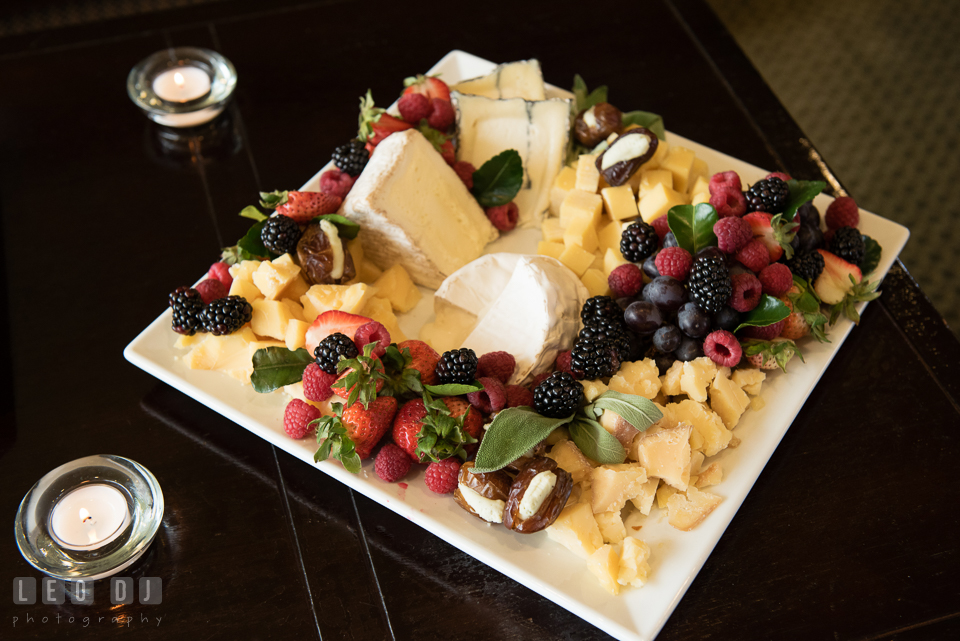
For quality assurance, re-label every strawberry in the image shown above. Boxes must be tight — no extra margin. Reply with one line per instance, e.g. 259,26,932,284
743,211,799,262
398,339,440,386
402,74,451,102
304,310,373,357
391,394,477,463
357,90,414,149
379,340,440,398
439,396,483,440
392,398,428,461
439,139,456,165
369,113,415,147
259,190,342,225
813,250,880,323
341,396,398,459
778,297,810,341
742,338,803,372
332,344,387,409
781,282,829,342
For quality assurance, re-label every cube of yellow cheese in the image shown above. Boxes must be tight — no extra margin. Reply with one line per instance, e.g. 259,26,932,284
373,264,422,313
679,357,718,403
563,216,599,252
357,259,383,284
689,174,710,199
300,282,378,320
637,169,674,198
537,241,565,260
230,260,261,282
559,189,604,229
575,154,601,192
285,319,310,352
541,217,564,243
550,166,577,217
580,268,611,298
632,423,693,491
691,191,711,206
229,277,263,302
546,502,604,559
252,254,302,300
558,243,595,277
638,182,687,223
361,296,407,343
183,327,256,373
588,545,621,595
639,139,669,171
661,146,696,194
602,248,627,277
250,298,296,341
709,369,751,430
546,439,596,485
346,236,364,267
689,158,709,194
597,218,624,256
601,185,639,221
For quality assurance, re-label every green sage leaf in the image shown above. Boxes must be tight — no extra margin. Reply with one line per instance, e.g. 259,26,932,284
667,203,719,255
734,295,791,333
472,407,574,473
237,220,278,262
861,235,882,275
590,391,662,432
240,205,268,222
783,180,826,221
471,149,523,208
568,419,626,465
251,347,314,393
424,381,484,396
311,214,360,240
620,110,666,142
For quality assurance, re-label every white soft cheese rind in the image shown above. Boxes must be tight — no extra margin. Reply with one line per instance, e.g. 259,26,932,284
518,470,557,520
458,484,506,523
339,129,498,289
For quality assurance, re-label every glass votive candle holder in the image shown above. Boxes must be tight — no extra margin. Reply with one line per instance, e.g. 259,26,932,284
15,455,164,581
127,47,237,128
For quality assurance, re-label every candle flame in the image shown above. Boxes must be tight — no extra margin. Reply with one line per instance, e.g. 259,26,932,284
174,71,185,87
79,507,92,524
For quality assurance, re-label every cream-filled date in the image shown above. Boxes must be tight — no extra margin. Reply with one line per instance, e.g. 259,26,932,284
503,457,572,533
594,127,658,186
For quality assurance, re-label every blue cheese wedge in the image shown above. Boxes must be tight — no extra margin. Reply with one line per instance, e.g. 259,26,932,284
452,59,546,101
452,92,571,228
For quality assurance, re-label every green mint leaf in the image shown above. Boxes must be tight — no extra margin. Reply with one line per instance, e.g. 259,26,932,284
471,149,524,208
240,205,268,222
417,124,449,153
472,407,574,473
782,180,826,221
568,419,626,465
621,110,666,141
590,391,662,432
424,381,484,396
237,219,278,262
258,190,289,209
667,203,719,255
861,235,883,275
571,74,606,113
734,294,791,333
310,214,360,240
250,347,314,393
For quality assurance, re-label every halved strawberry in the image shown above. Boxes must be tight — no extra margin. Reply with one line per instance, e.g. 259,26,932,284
813,249,862,305
271,191,341,224
368,114,414,147
304,310,372,356
744,212,799,261
358,90,415,149
402,74,451,102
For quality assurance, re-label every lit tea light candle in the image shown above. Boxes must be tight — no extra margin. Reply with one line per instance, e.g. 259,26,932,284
151,66,211,103
49,484,130,550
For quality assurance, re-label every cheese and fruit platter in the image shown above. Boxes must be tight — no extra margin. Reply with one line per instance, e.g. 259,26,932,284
125,51,909,641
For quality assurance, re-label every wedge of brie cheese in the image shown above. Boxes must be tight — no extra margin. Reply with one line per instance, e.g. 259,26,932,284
340,129,498,289
420,253,588,385
452,59,546,101
452,93,571,229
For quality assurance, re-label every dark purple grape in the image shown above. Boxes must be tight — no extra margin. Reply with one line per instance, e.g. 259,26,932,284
678,302,710,338
624,301,663,335
652,324,681,353
643,276,687,313
616,296,636,312
788,233,801,255
662,232,678,248
642,252,661,280
797,201,820,228
655,351,676,375
712,306,740,332
675,336,704,362
696,246,724,261
622,331,645,362
728,263,754,278
797,223,824,253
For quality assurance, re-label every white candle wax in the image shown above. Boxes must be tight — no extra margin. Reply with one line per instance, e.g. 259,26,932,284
152,66,211,102
50,484,130,550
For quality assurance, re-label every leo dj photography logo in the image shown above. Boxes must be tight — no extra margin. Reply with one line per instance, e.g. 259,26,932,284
12,578,163,629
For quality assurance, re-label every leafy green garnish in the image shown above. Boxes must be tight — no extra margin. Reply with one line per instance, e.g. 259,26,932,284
415,390,477,462
250,347,314,393
259,190,289,210
313,403,361,474
740,339,803,373
240,205,268,222
380,344,423,398
424,382,485,396
788,277,830,343
471,149,523,208
586,391,662,432
734,295,791,333
861,235,882,275
417,123,449,154
472,407,575,473
331,343,388,409
829,275,881,325
236,219,277,261
572,74,608,114
311,214,360,240
568,418,625,465
782,180,826,221
667,203,719,255
357,90,385,143
621,110,666,142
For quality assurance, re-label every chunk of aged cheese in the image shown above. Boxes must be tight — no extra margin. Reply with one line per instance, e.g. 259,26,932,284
594,511,626,545
679,357,718,402
608,358,662,399
709,368,751,429
546,502,603,559
667,486,723,531
628,477,660,515
632,423,693,491
587,545,621,595
452,59,546,101
618,537,651,588
591,464,647,514
547,439,596,484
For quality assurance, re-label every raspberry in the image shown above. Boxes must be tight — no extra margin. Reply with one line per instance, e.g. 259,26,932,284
477,351,516,384
729,273,763,312
302,362,336,402
375,443,413,483
709,171,742,195
467,376,507,414
427,98,456,130
765,172,792,182
608,263,644,298
397,93,432,123
452,161,476,190
714,216,752,254
736,238,771,273
207,262,233,290
740,320,785,341
758,263,793,297
283,399,320,439
485,202,519,231
354,321,390,359
319,168,356,200
424,458,460,494
703,330,742,367
652,215,671,243
655,247,693,281
709,188,747,218
825,196,860,230
194,278,227,304
555,350,573,374
505,385,534,408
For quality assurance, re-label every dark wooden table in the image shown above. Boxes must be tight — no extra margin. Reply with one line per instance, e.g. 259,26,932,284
2,1,959,639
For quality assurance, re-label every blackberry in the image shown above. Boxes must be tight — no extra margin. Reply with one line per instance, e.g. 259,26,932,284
570,335,620,380
200,295,252,336
261,215,302,255
169,286,205,336
314,333,359,374
580,295,622,324
620,221,659,262
687,255,732,314
332,139,369,177
533,372,584,418
787,251,825,284
580,317,630,361
829,226,865,266
435,348,478,385
744,177,789,213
